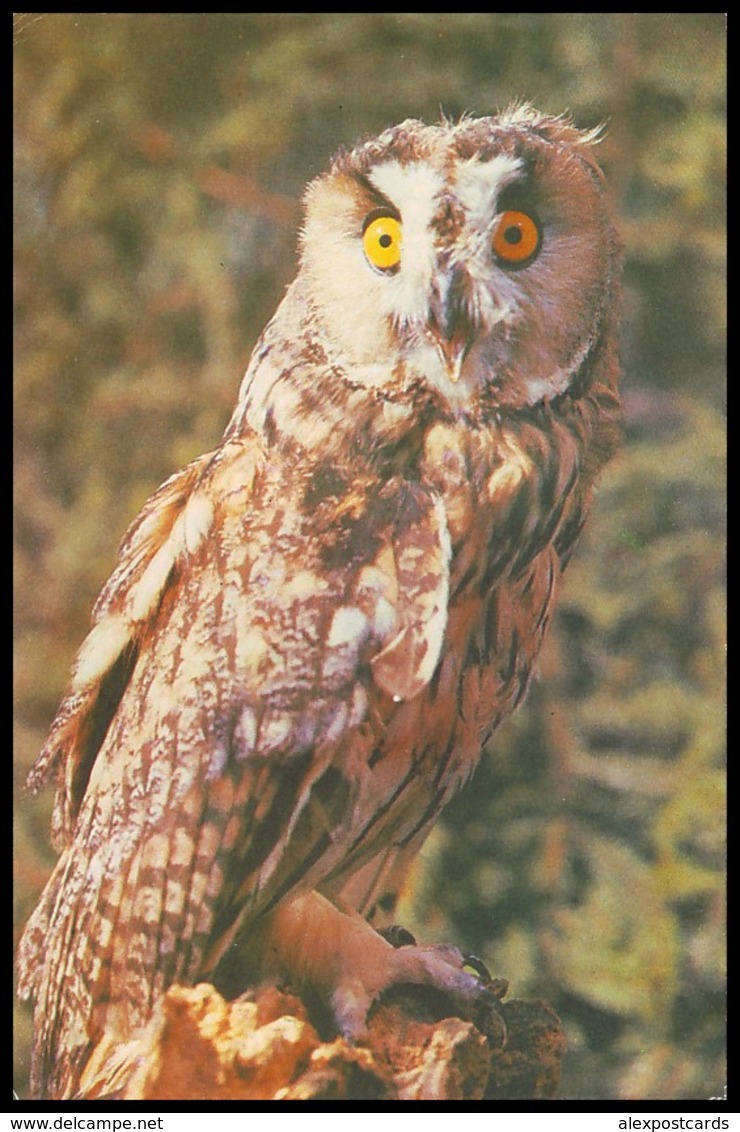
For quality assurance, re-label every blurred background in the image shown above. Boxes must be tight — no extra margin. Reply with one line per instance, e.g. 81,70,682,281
13,13,725,1100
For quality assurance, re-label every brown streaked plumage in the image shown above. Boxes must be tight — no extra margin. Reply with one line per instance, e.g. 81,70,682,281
17,105,622,1099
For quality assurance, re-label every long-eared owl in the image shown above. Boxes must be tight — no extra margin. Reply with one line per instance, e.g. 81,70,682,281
17,105,622,1099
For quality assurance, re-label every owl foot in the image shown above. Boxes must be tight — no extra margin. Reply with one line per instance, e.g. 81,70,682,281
333,938,508,1043
258,891,506,1043
378,924,508,998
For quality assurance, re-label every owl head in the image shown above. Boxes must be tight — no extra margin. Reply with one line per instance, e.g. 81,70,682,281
299,105,620,414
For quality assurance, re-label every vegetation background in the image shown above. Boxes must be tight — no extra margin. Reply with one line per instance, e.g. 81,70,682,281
13,13,725,1101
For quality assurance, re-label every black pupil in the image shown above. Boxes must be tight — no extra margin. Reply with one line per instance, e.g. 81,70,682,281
504,225,522,245
379,233,392,248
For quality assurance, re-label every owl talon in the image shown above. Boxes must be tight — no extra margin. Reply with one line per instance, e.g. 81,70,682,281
377,924,417,949
330,936,504,1044
459,953,508,1000
461,951,492,981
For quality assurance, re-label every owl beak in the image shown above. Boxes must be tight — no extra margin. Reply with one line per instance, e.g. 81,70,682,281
430,330,471,384
427,273,474,384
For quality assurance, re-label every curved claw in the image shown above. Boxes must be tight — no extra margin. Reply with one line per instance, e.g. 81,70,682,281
462,952,492,981
378,924,417,949
461,953,508,1000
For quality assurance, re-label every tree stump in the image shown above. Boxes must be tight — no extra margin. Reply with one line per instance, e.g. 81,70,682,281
79,980,566,1101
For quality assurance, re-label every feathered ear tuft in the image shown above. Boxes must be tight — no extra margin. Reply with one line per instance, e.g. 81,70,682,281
495,101,607,147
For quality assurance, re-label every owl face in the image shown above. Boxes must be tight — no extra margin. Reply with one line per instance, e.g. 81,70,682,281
299,106,618,412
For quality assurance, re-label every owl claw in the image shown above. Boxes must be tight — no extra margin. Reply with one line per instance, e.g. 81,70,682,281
460,952,508,1000
377,924,417,949
331,938,505,1043
378,930,508,999
460,951,491,981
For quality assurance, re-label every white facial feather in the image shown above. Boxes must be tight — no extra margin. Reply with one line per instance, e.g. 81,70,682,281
524,331,596,405
448,155,524,326
452,154,522,243
367,160,444,327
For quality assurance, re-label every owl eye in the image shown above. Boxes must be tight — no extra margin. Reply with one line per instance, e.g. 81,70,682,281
492,209,541,267
362,213,403,272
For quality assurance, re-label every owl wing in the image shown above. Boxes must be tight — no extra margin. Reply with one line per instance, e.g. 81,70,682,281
19,427,452,1094
25,446,219,848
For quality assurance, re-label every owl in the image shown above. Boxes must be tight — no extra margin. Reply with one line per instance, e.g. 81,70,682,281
17,105,621,1100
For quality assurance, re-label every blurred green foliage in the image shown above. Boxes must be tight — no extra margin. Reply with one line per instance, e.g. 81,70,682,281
13,13,725,1100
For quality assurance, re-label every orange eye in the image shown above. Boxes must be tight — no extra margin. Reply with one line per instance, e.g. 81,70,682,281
492,209,541,266
362,214,402,271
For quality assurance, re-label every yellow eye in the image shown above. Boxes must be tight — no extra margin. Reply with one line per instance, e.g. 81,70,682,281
362,214,403,272
492,209,541,266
